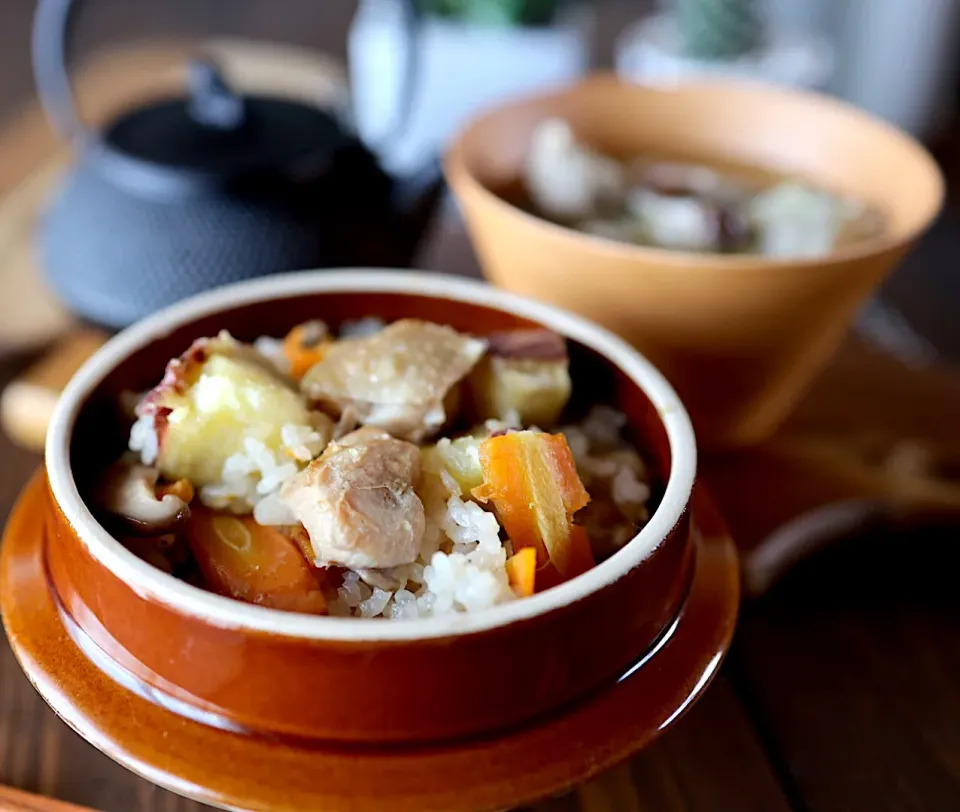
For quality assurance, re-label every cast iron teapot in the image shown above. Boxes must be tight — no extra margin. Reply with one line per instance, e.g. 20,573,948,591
33,0,440,328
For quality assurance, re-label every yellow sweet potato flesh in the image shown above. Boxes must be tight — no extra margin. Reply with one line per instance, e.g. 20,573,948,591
156,353,312,486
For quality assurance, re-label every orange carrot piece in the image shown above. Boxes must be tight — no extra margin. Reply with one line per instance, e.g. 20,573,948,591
282,323,331,380
474,431,593,579
506,547,537,597
184,508,327,614
157,478,195,504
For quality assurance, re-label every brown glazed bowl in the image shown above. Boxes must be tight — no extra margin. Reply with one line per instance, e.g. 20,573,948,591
39,270,698,745
445,74,944,448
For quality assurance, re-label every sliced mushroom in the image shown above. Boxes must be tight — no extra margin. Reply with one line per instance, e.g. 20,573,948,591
301,319,487,442
280,427,425,570
100,461,191,534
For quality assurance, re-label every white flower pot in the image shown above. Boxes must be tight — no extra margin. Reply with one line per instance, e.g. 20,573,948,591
348,0,594,175
615,13,833,92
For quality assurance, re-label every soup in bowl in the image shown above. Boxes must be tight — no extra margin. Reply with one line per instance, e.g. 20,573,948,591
40,271,698,743
446,75,944,448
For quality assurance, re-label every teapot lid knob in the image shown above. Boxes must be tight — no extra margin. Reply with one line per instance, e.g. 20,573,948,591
187,59,246,131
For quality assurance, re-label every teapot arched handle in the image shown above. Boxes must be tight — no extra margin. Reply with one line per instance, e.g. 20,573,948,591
32,0,425,149
32,0,85,143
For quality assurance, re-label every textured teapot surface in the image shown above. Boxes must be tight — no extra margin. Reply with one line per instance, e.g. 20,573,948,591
34,26,442,328
41,160,339,328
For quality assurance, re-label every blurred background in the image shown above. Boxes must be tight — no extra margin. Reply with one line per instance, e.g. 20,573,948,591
0,0,956,134
1,0,958,353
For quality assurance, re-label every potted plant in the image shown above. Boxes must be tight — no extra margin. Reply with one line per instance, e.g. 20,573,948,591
615,0,833,92
349,0,593,174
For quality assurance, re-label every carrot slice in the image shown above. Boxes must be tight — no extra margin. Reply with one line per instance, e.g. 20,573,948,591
184,508,327,614
282,322,331,380
474,431,593,580
505,547,537,597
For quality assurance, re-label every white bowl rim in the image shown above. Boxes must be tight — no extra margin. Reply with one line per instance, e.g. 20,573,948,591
45,270,697,642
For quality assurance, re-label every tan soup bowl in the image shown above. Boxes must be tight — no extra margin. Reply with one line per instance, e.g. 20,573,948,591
446,74,944,448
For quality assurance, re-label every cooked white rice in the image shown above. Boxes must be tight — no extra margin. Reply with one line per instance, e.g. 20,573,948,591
322,407,651,620
126,331,651,621
128,411,160,465
128,413,324,525
195,425,325,519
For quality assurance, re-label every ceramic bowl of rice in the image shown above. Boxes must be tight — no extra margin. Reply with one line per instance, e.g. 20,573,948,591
41,270,699,745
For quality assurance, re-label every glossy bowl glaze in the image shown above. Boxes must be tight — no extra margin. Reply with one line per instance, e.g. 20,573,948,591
445,74,944,448
40,270,698,745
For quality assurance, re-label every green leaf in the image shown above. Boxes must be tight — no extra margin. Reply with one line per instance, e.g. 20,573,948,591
417,0,564,27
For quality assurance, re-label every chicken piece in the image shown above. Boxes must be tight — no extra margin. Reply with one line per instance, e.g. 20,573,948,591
133,331,318,486
300,320,487,442
467,329,572,426
280,427,425,569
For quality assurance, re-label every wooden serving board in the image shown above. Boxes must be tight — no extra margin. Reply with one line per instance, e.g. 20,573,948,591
3,40,960,605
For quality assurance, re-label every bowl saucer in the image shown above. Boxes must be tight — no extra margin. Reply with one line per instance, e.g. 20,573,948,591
1,470,738,812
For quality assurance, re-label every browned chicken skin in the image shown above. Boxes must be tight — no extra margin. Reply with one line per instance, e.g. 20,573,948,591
279,427,425,569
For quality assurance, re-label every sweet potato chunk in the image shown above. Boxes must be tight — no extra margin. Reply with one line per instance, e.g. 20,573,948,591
184,508,327,614
468,329,571,425
474,431,593,579
135,332,316,486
